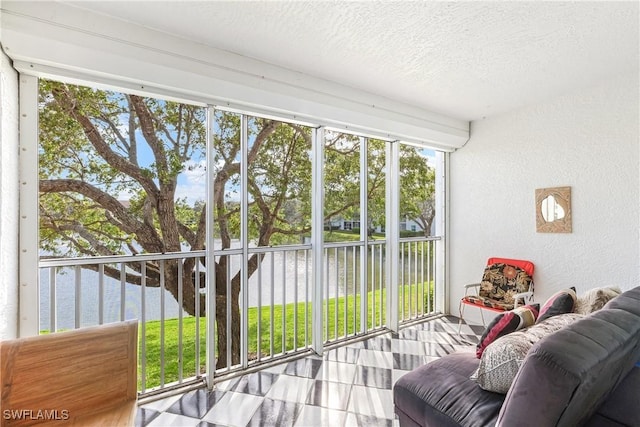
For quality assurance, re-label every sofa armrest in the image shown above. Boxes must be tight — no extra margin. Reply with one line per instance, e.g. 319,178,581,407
497,309,640,427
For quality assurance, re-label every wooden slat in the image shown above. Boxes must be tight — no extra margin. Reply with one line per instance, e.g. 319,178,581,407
0,320,138,427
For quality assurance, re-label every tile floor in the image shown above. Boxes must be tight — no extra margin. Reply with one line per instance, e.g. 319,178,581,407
135,315,484,427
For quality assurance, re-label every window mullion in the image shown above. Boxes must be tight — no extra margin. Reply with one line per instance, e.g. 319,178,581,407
359,137,368,334
18,74,40,338
311,127,325,355
240,114,249,368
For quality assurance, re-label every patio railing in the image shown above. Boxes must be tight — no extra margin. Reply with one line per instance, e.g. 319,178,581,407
38,236,439,396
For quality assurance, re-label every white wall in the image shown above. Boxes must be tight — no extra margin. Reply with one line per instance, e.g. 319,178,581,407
0,46,20,339
449,73,640,324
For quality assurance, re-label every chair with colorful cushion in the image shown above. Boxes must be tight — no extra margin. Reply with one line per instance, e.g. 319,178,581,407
458,257,535,335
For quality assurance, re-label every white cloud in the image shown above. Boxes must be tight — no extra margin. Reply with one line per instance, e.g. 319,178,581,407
175,159,207,203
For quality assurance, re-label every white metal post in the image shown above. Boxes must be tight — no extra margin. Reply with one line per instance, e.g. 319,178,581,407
386,141,399,332
359,137,368,333
311,128,324,355
205,106,217,389
435,151,448,314
18,74,40,337
240,114,249,368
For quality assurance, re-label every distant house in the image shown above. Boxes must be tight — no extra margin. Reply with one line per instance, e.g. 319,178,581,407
325,217,360,231
400,218,424,233
326,215,430,235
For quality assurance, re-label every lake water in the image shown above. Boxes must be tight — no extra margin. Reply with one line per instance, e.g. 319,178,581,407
39,246,431,331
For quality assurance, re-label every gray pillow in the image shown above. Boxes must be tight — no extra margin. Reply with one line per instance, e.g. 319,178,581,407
471,313,583,393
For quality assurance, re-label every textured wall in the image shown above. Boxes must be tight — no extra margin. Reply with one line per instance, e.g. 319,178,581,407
0,48,19,339
449,73,639,324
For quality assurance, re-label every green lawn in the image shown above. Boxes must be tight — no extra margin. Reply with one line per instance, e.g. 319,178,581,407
139,282,434,390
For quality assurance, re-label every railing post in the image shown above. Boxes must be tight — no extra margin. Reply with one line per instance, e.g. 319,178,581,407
311,128,324,355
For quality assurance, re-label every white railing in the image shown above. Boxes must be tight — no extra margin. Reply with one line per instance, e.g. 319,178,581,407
399,237,437,322
39,252,206,394
38,237,438,396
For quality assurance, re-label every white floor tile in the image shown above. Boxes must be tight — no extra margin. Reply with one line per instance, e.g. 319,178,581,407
356,349,393,369
314,361,357,384
202,391,264,426
391,338,426,354
214,377,237,391
262,362,287,374
391,369,411,387
140,394,182,413
294,404,348,427
265,374,314,403
146,412,201,427
347,385,395,419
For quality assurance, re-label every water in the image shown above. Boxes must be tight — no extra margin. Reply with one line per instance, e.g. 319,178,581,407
39,244,432,331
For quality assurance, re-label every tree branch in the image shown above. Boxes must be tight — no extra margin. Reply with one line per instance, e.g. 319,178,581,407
51,85,159,197
40,179,164,252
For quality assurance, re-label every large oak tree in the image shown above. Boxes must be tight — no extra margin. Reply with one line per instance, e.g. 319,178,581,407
38,79,435,369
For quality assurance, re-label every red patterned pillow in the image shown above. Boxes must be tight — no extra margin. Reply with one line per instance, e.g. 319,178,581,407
476,304,540,358
536,287,577,324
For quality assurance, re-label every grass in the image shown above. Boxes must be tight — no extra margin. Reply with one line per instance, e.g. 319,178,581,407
139,282,434,390
322,230,386,242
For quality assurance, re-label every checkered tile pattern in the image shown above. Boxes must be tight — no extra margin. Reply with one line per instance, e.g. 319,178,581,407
136,316,484,427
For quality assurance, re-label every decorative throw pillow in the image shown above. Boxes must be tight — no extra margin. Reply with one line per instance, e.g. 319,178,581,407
574,286,622,315
536,287,577,324
476,304,540,358
478,263,533,307
471,313,583,393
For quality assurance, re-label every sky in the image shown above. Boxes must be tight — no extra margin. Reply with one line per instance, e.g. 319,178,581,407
113,113,436,206
170,146,436,205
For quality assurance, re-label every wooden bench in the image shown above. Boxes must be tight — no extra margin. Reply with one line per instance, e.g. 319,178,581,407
1,320,138,426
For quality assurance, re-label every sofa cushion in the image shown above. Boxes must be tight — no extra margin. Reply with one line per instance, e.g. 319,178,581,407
476,304,539,358
497,287,640,427
575,286,621,315
394,352,504,427
471,313,583,393
537,287,577,323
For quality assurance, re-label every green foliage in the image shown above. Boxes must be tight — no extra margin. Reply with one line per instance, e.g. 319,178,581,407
39,78,436,258
38,79,207,257
400,230,424,238
399,146,436,236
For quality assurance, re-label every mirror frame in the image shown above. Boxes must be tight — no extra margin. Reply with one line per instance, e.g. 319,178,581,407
535,186,572,233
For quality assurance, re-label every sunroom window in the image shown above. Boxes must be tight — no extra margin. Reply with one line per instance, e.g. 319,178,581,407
25,77,446,395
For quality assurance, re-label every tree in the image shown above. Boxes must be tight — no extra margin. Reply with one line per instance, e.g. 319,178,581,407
38,79,435,370
399,147,436,236
39,80,208,320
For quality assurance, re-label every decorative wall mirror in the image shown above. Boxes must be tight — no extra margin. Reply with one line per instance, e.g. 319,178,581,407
536,186,572,233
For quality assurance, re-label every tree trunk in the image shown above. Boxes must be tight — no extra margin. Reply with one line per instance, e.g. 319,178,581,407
214,254,242,369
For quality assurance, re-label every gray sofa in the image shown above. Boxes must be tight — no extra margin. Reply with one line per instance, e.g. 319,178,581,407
393,286,640,427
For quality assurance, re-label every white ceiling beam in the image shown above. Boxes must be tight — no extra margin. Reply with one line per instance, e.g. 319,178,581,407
1,2,469,150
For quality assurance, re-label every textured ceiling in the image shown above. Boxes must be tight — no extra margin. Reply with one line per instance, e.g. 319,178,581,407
65,1,638,121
